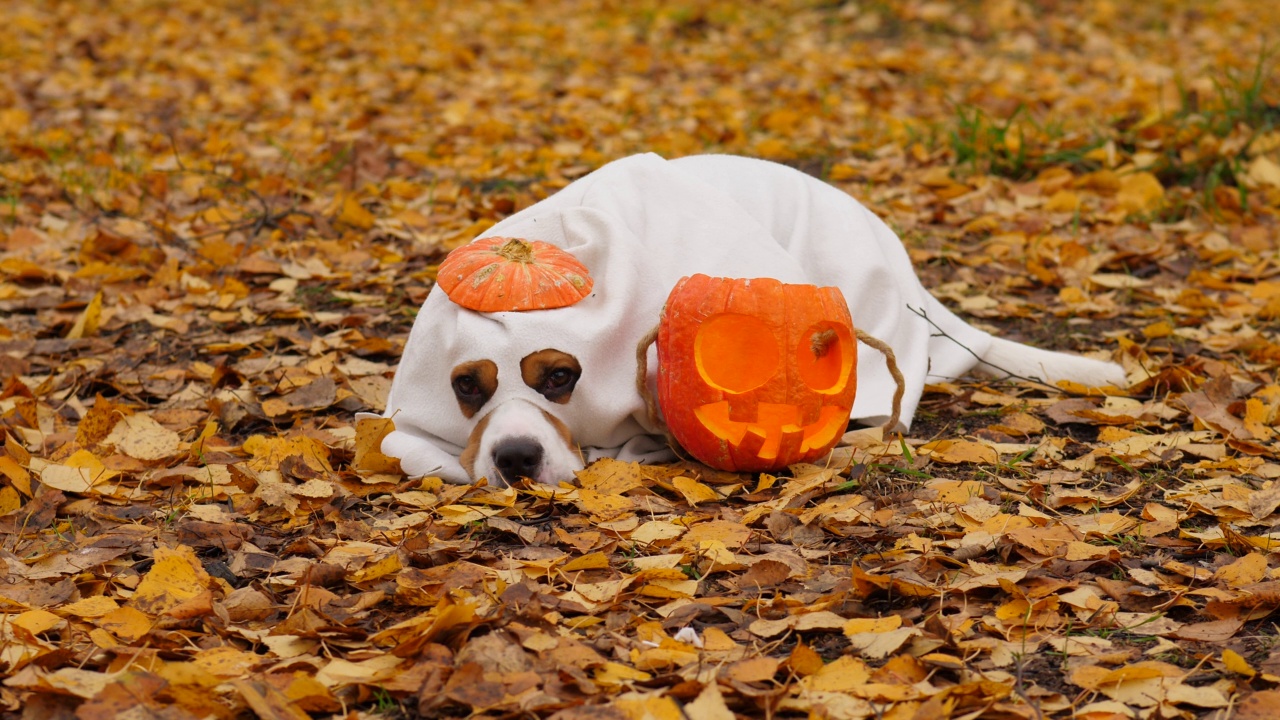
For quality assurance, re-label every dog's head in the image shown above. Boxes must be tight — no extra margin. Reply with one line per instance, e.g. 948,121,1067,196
381,209,679,488
451,349,586,485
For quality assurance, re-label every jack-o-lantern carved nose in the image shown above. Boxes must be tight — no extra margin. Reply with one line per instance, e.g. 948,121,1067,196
796,321,854,393
694,313,779,393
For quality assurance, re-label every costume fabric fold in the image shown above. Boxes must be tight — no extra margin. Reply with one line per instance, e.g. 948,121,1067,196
381,153,993,481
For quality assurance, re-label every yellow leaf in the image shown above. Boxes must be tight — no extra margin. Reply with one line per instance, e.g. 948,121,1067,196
577,487,636,520
752,136,791,159
58,596,119,619
801,655,872,692
828,163,857,181
193,646,258,679
0,455,31,497
0,107,30,134
88,628,120,650
575,457,646,494
672,475,719,506
1214,552,1269,587
750,610,846,638
631,643,701,671
1223,649,1256,677
1115,172,1164,214
0,486,19,514
1059,286,1089,305
683,682,735,720
337,194,375,230
66,291,103,339
845,626,922,659
348,552,402,584
630,520,686,546
12,609,64,637
918,439,998,464
130,545,212,616
562,551,611,572
1044,189,1081,212
40,450,119,494
353,417,401,474
98,606,153,642
593,661,652,686
753,473,777,493
242,435,333,474
368,595,477,652
787,642,825,676
1248,155,1280,188
675,519,752,551
312,654,406,688
927,479,988,504
103,413,181,461
761,108,802,133
843,616,902,635
434,505,502,525
637,578,698,598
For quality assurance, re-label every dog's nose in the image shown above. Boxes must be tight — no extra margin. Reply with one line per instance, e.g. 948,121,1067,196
492,438,543,483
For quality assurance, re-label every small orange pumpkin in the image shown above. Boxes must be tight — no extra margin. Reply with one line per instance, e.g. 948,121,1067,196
437,237,593,312
656,274,857,472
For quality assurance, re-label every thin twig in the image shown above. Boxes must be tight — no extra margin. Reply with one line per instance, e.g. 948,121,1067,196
907,304,1074,392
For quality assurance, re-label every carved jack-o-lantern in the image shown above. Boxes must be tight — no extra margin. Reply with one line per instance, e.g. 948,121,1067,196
656,274,858,472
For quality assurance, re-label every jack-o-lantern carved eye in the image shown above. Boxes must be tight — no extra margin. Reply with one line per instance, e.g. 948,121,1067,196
796,322,854,393
694,314,779,394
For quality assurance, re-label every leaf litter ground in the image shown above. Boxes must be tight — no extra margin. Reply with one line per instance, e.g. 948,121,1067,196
2,1,1280,718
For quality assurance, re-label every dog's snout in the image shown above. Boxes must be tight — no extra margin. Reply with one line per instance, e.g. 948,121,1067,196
492,437,543,483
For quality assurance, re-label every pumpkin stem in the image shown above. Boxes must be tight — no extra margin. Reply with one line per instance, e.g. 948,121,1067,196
496,238,536,263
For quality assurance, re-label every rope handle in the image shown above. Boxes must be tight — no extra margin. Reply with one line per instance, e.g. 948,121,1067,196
854,328,904,434
634,324,905,441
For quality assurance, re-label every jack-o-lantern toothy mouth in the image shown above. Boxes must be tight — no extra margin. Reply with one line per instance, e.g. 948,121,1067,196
693,401,848,461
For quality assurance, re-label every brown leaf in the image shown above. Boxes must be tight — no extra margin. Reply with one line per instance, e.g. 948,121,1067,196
1236,690,1280,720
444,662,506,709
739,559,791,588
1171,618,1245,643
723,657,779,684
231,678,311,720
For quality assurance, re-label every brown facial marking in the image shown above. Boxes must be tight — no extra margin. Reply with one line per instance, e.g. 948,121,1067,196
459,412,490,480
541,407,577,454
520,349,581,404
451,359,498,418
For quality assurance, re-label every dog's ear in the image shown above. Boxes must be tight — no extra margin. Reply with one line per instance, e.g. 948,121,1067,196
450,360,498,418
520,349,581,404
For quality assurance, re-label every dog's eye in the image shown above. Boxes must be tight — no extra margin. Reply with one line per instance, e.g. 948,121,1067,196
544,369,574,391
453,375,480,397
520,350,580,404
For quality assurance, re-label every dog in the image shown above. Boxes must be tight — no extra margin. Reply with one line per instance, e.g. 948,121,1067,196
378,153,1126,486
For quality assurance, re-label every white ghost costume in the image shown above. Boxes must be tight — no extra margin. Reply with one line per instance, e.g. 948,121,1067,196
380,153,993,481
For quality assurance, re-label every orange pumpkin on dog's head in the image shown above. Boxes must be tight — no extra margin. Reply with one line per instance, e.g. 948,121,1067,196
657,274,857,472
437,237,593,312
